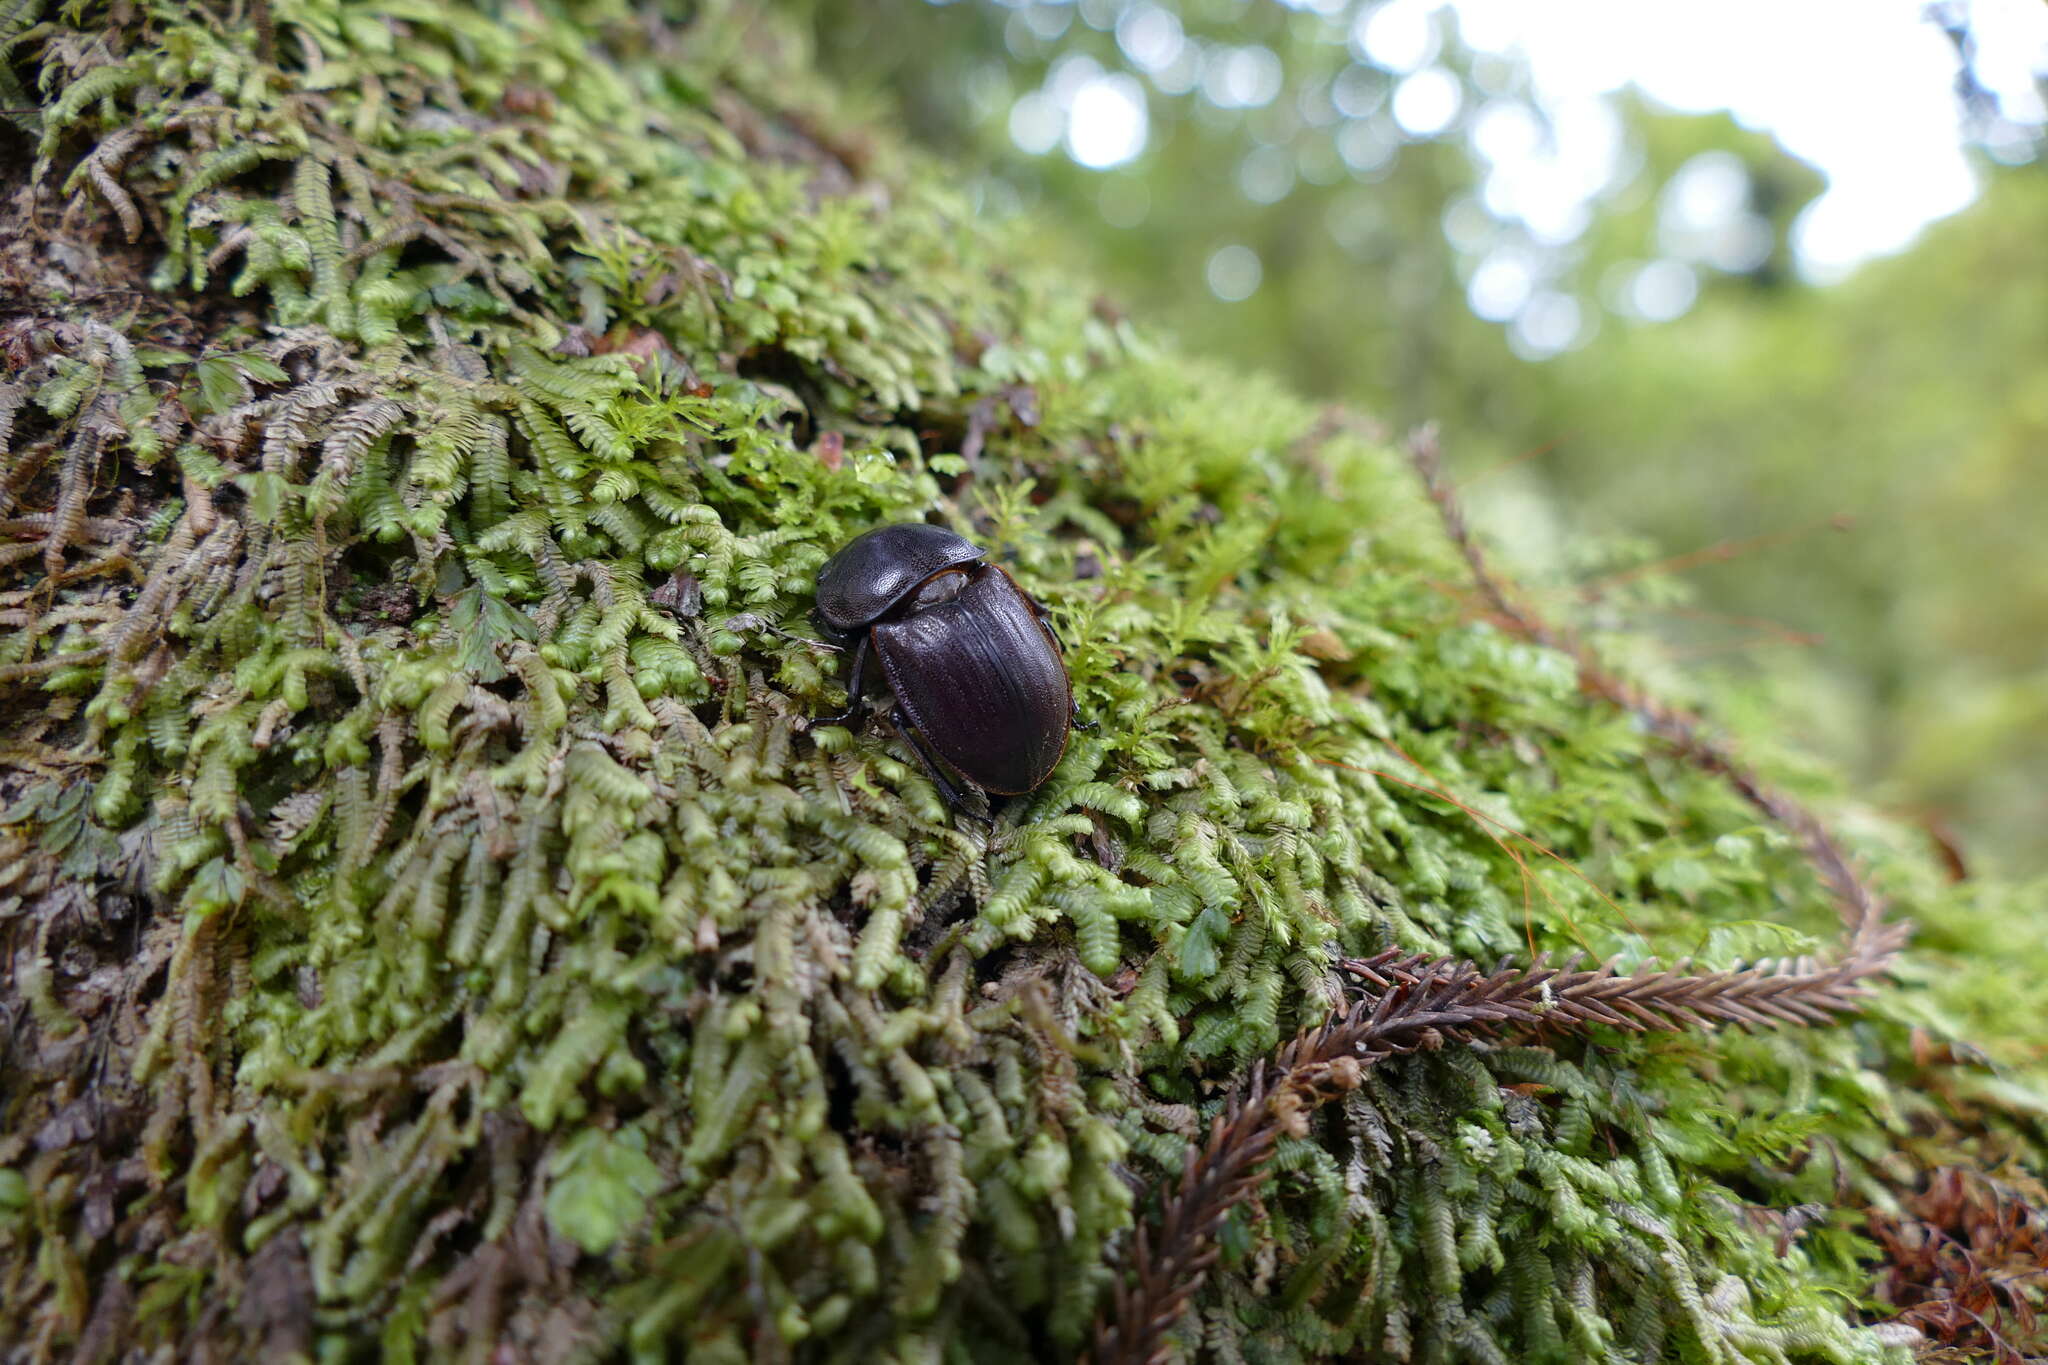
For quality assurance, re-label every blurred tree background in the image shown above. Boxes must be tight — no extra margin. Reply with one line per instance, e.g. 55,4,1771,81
792,0,2048,877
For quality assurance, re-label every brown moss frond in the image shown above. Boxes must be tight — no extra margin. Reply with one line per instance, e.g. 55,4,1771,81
1868,1166,2048,1362
69,123,144,241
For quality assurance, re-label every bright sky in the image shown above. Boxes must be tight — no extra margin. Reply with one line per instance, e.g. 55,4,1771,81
1015,0,2048,294
999,0,2048,353
1445,0,2048,280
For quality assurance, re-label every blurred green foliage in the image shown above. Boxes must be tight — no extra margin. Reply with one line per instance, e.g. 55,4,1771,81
797,0,2046,875
1463,169,2048,880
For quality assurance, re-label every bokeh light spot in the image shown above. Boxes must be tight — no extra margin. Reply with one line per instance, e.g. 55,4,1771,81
1205,45,1284,109
1238,145,1297,203
1008,90,1063,155
1509,290,1583,359
1468,252,1533,322
1115,4,1184,74
1354,0,1442,76
1392,66,1463,137
1332,64,1388,118
1662,151,1750,236
1206,244,1263,301
1337,118,1397,174
1067,73,1150,169
1628,260,1700,322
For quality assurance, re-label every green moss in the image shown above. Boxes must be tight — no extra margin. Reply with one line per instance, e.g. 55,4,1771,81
0,1,2042,1361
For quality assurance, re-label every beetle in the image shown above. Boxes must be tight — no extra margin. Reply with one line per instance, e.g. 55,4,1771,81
813,522,1081,810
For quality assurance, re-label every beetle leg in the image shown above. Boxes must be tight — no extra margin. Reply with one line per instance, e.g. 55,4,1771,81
813,633,870,729
1070,696,1097,732
891,705,988,818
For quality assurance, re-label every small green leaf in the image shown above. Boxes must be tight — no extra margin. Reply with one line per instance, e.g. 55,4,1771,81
233,353,290,384
1649,856,1712,897
235,472,290,524
191,356,246,415
187,857,246,918
1176,903,1230,980
449,586,537,682
545,1128,663,1255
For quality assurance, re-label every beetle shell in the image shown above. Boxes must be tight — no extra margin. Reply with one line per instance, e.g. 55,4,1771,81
872,565,1071,794
813,523,984,641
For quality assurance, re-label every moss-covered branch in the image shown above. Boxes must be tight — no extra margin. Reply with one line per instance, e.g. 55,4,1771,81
0,2,2043,1362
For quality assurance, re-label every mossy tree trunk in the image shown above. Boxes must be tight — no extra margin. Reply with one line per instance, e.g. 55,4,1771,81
1,3,2043,1363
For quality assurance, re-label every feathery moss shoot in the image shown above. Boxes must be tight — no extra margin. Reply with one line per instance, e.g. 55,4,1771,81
1,2,2044,1361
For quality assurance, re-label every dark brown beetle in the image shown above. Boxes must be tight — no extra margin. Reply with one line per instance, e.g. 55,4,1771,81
813,523,1081,809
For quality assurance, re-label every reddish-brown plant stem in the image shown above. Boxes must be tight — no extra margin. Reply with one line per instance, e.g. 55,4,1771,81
1404,422,1902,972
